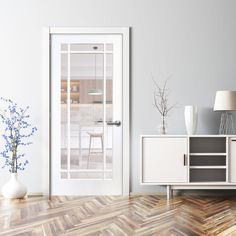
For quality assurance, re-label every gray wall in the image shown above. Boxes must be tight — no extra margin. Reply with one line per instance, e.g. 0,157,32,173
0,0,236,193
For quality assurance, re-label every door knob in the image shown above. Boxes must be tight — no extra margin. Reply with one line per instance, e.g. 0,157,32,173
106,120,121,127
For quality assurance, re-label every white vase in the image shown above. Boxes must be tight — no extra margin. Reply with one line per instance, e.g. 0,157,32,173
1,173,27,199
184,106,198,135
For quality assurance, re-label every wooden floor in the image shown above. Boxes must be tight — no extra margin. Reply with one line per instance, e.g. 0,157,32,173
1,195,236,236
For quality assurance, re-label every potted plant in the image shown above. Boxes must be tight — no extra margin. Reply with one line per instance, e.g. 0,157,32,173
0,98,37,199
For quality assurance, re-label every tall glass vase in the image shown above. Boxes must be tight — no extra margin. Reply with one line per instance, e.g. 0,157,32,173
158,116,167,134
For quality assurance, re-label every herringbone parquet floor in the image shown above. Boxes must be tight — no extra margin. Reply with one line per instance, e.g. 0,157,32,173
1,195,236,236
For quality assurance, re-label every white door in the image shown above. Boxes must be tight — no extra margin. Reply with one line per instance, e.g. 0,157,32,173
142,137,188,183
51,34,123,195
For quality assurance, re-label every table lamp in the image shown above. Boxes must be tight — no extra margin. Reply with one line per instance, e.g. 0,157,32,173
214,90,236,134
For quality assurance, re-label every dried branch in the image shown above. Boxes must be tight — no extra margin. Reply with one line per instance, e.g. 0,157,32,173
153,78,177,118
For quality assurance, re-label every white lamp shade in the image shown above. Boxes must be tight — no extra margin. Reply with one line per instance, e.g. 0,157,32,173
214,91,236,111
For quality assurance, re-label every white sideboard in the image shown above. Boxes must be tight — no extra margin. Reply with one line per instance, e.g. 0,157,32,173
140,135,236,199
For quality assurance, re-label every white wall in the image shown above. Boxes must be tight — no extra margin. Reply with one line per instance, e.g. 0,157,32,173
0,0,236,194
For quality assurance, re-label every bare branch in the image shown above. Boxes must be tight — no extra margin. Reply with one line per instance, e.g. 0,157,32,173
166,102,178,113
153,78,177,118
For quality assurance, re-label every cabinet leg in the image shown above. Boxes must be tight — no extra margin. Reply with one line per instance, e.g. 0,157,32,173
167,185,171,200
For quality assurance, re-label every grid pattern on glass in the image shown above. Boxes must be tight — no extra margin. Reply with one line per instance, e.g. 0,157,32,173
60,170,112,179
69,54,104,79
61,44,68,51
105,172,112,180
61,172,68,179
61,53,68,171
70,172,104,179
60,43,114,180
106,44,113,51
70,52,104,172
70,44,104,52
106,53,113,171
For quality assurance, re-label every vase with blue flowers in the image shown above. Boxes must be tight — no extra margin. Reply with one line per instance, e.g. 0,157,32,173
0,98,37,199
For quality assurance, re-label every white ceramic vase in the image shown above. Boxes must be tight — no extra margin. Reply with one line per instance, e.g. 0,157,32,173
1,173,27,199
184,105,198,135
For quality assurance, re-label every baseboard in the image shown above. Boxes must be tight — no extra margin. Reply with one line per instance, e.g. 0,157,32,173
2,191,235,198
27,192,44,197
130,189,236,197
130,192,166,196
179,189,236,196
0,192,44,198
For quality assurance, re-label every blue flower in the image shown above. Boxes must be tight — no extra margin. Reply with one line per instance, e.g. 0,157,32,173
0,98,37,172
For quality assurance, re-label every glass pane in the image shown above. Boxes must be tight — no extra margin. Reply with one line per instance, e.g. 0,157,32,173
61,52,68,170
105,172,112,180
61,44,68,51
60,43,114,180
70,123,80,169
61,172,68,179
70,44,104,52
70,52,104,174
106,53,113,171
70,80,80,104
106,44,113,51
70,172,103,179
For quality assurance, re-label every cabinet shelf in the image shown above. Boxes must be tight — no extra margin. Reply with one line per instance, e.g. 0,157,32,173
190,137,226,153
190,154,226,166
190,153,227,156
190,168,226,182
190,166,226,169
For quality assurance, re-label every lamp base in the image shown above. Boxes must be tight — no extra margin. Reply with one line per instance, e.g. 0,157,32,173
219,112,235,135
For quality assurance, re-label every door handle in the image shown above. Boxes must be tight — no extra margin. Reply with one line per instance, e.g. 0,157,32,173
95,120,103,123
106,120,121,127
183,154,187,166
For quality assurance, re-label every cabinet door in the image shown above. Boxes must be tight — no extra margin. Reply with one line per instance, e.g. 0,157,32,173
229,138,236,182
142,137,187,183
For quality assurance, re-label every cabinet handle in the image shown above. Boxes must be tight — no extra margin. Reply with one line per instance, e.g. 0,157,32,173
183,154,186,166
231,140,236,142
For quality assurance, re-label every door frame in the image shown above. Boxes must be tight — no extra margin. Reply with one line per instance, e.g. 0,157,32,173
42,27,130,196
